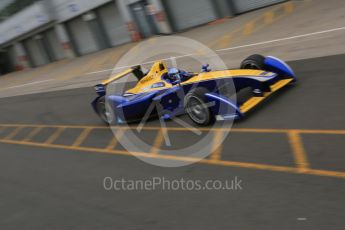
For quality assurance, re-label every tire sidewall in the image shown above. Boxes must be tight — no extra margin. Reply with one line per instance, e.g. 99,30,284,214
240,54,265,70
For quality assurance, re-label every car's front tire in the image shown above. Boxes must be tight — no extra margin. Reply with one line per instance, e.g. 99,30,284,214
184,88,215,126
240,54,265,70
96,96,116,125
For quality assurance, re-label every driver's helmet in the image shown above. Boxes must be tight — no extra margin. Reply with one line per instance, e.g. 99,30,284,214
167,68,181,83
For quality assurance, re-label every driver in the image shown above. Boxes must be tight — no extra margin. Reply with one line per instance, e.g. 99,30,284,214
166,68,192,85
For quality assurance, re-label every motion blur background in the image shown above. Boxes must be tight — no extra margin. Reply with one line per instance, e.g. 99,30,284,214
0,0,285,75
1,1,345,229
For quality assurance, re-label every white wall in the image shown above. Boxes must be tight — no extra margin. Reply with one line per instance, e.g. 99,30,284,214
0,0,116,45
0,2,52,45
51,0,113,22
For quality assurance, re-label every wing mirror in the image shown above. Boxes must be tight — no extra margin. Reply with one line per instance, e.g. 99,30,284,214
202,64,211,72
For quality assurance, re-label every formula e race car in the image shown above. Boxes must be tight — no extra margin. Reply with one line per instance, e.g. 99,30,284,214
92,54,296,126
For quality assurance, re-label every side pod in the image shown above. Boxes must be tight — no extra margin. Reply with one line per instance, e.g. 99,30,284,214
205,93,243,120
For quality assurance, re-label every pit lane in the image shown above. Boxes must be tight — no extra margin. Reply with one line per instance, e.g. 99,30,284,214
0,54,344,229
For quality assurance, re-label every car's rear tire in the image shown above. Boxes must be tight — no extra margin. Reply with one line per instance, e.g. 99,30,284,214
96,96,116,125
240,54,265,70
184,88,215,126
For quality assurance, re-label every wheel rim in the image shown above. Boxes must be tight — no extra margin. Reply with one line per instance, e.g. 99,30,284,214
186,96,209,124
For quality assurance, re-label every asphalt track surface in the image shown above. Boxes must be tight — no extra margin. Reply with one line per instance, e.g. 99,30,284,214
0,54,345,229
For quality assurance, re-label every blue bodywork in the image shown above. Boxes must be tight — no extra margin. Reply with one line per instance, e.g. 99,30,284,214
264,56,296,81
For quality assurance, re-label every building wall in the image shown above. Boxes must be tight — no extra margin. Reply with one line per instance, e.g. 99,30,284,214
50,0,112,22
0,0,289,74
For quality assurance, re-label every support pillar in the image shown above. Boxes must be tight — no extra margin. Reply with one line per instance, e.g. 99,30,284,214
55,24,76,59
150,0,173,34
14,43,30,70
116,0,142,42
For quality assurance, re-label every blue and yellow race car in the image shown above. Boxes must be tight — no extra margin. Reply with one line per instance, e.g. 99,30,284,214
92,54,296,126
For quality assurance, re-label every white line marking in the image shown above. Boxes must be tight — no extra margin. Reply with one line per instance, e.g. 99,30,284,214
297,217,307,221
3,79,54,90
85,26,345,76
86,69,113,75
216,26,345,52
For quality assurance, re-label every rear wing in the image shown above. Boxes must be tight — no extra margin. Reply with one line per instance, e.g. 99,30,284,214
101,65,144,86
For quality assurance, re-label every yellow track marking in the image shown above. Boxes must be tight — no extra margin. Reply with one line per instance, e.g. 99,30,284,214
23,127,43,142
4,127,23,140
1,124,345,135
106,128,125,150
284,2,295,14
106,137,118,150
231,128,286,133
0,138,344,179
72,128,93,147
243,21,255,36
298,130,345,135
210,0,302,50
150,129,165,155
0,124,106,129
45,127,65,144
264,11,275,24
210,130,224,160
287,131,310,172
218,34,232,49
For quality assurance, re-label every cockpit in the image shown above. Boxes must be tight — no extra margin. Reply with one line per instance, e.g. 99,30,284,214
161,67,194,85
118,61,200,96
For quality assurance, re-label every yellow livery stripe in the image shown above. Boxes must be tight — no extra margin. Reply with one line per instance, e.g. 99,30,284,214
240,78,293,113
183,69,269,85
270,78,293,92
102,68,133,85
240,97,265,113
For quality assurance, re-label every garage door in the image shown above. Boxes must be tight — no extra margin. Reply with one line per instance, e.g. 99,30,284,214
233,0,285,14
45,29,65,61
67,16,99,55
164,0,217,31
24,37,50,67
97,2,130,47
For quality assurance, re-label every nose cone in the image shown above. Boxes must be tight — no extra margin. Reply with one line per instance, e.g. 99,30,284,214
265,56,296,80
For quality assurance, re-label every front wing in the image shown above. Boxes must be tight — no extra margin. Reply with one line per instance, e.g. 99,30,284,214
205,77,294,120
